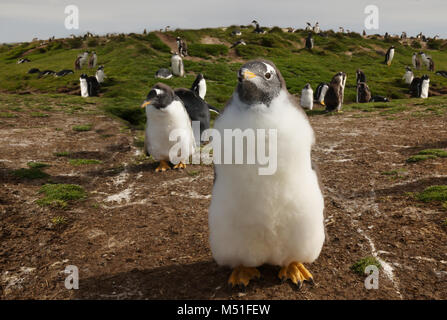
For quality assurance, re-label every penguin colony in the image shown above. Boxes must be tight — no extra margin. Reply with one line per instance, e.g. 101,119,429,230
15,25,447,290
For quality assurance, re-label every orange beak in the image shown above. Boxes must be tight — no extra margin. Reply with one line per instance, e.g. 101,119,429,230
141,100,152,108
243,70,257,80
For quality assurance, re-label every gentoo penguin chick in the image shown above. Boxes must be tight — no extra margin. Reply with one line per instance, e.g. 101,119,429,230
176,37,188,57
155,68,173,79
427,57,435,72
402,67,414,84
88,51,97,68
79,74,100,97
79,51,89,68
356,69,366,84
300,83,314,110
314,82,329,105
141,83,195,171
420,52,430,68
412,53,421,70
231,39,246,48
384,46,395,66
74,56,82,70
171,52,185,77
435,71,447,78
324,72,346,112
96,65,106,83
209,59,325,288
191,73,206,99
55,69,74,77
410,75,430,99
305,32,314,50
356,82,371,103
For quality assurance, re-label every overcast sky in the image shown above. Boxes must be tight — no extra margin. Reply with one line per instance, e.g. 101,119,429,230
0,0,446,43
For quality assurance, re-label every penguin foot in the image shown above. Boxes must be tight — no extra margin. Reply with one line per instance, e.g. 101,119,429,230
173,162,186,169
228,266,260,287
278,262,314,289
155,160,171,172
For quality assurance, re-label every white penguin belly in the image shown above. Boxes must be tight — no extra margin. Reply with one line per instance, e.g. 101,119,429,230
198,79,207,99
420,80,429,98
145,100,195,162
80,79,88,97
403,72,414,84
300,89,314,110
318,86,328,103
96,71,104,83
209,92,325,268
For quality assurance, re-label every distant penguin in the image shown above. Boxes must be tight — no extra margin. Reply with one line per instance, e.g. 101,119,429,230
314,82,329,105
74,56,82,70
80,74,100,97
88,51,97,68
412,53,421,70
55,70,74,77
385,46,395,66
362,30,367,37
176,37,188,57
410,75,430,98
339,27,344,33
324,72,346,112
313,22,320,34
155,68,173,79
402,67,414,84
79,51,89,68
401,32,407,40
231,39,246,48
141,83,195,171
96,65,106,83
38,70,56,77
27,68,40,74
369,96,389,102
356,69,366,84
427,57,435,72
356,82,371,103
17,58,30,64
231,29,242,36
420,52,430,68
435,71,447,78
305,22,312,31
171,52,185,77
191,73,206,99
252,20,266,34
300,83,313,110
305,33,314,50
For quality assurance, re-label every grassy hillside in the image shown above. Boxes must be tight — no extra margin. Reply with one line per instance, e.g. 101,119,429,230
1,26,447,128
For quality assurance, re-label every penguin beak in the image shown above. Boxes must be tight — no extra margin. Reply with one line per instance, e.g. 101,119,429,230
243,70,257,80
141,100,152,108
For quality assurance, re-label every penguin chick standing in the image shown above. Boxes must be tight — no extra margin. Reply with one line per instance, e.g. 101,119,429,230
356,82,371,103
300,83,314,110
141,83,195,171
79,74,100,97
88,51,97,68
402,67,414,84
324,72,346,112
412,53,421,70
356,69,366,84
385,46,395,66
95,65,106,83
305,33,314,50
171,52,185,77
410,75,430,99
209,59,325,288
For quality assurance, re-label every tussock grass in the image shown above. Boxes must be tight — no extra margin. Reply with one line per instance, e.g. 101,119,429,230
37,184,86,208
351,256,381,276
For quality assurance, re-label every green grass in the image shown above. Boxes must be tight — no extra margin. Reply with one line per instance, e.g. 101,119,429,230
30,112,49,118
1,27,447,128
27,161,50,169
406,154,437,163
72,124,92,132
407,149,447,163
416,185,447,203
13,167,48,179
51,216,68,225
69,159,102,165
37,183,86,208
54,151,70,157
351,256,382,276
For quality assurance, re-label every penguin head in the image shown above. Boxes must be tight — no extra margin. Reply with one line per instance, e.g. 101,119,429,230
236,59,285,106
331,72,346,85
97,65,104,70
80,73,88,80
141,83,175,110
405,66,412,72
421,74,430,81
304,83,311,90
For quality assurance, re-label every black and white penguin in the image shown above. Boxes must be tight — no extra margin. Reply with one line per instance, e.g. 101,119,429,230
176,37,188,57
402,66,414,84
305,33,314,50
38,70,56,77
191,73,206,99
412,53,421,70
401,32,407,40
410,75,430,99
95,65,106,83
324,72,346,112
314,82,329,105
231,29,242,36
209,59,325,288
27,68,40,74
141,83,195,171
17,58,30,64
427,57,435,72
155,68,173,79
300,83,313,110
171,52,185,77
55,70,74,77
362,30,367,37
78,51,89,68
435,71,447,78
313,22,320,34
420,52,430,68
305,22,312,31
356,69,366,84
356,82,371,103
79,74,100,97
252,20,266,34
384,46,395,66
369,95,389,102
339,27,344,33
88,51,97,68
231,39,246,48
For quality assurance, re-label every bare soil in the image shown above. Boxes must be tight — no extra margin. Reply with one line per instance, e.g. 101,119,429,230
0,100,446,300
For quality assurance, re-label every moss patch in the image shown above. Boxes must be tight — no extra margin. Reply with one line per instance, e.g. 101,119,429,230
37,184,86,208
69,159,102,165
72,124,92,132
54,151,70,157
27,161,50,169
13,168,48,179
406,154,437,163
351,256,382,276
416,185,447,203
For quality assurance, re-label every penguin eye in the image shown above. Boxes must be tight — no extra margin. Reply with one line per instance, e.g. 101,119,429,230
265,72,272,80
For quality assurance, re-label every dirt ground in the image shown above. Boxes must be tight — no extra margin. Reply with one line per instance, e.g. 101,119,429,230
0,99,446,300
